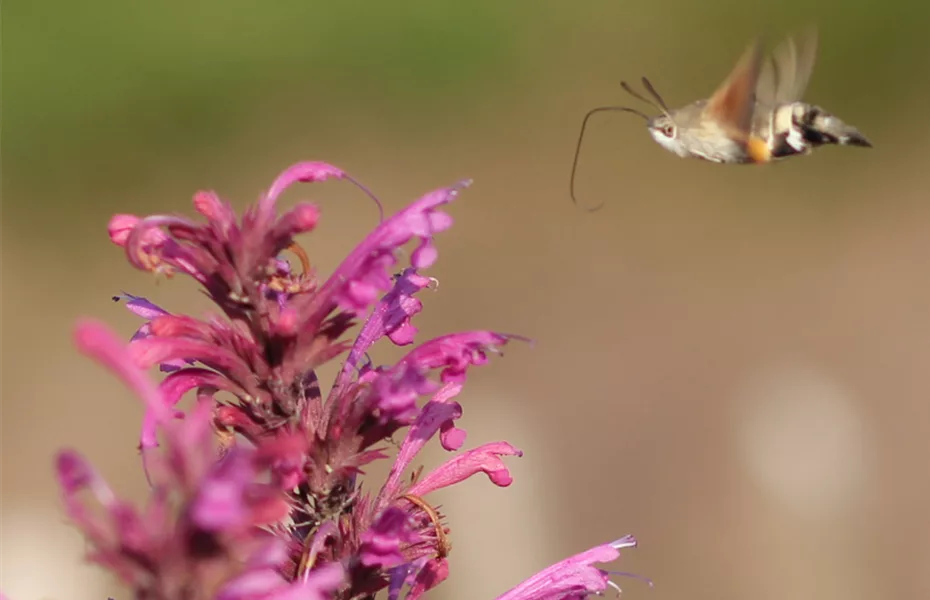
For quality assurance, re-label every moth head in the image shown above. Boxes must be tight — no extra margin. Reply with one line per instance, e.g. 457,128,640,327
619,78,689,156
646,114,687,156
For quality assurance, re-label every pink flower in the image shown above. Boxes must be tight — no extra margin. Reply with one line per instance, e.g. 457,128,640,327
57,162,597,600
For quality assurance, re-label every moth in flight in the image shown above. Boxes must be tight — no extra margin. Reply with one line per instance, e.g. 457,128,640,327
571,29,872,210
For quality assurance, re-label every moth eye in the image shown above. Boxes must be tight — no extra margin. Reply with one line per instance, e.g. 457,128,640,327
662,125,675,137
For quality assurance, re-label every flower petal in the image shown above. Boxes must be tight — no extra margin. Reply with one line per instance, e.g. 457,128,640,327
74,319,173,425
376,383,463,507
124,215,210,281
108,214,142,246
112,292,171,320
303,521,339,574
359,507,421,569
431,384,467,451
136,368,238,450
217,569,290,600
271,562,345,600
54,450,141,562
308,182,465,319
262,161,384,223
408,441,523,497
190,449,254,531
192,190,236,227
332,268,434,396
271,202,321,239
494,537,639,600
397,331,513,384
263,162,348,209
366,366,438,432
128,336,253,386
405,558,449,600
56,450,117,508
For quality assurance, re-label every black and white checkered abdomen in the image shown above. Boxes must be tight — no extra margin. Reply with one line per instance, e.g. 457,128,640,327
759,102,872,160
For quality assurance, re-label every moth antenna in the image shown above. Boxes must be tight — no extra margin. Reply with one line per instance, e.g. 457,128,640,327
620,79,670,121
570,105,648,212
641,77,671,114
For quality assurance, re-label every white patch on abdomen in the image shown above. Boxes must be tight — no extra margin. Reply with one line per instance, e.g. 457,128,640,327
783,104,809,153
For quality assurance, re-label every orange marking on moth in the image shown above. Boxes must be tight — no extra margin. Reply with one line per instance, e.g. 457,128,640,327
747,136,772,163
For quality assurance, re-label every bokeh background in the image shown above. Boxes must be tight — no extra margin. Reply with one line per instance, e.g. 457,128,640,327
4,1,930,599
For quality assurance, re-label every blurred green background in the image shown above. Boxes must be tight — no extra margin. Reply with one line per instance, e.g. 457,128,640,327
4,1,930,599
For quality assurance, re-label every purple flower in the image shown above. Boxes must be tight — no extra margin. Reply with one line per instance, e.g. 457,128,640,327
54,160,643,599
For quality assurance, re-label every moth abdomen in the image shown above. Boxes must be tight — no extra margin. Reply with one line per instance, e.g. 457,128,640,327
762,102,872,160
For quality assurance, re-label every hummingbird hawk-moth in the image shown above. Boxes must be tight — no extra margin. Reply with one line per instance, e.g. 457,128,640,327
571,28,872,209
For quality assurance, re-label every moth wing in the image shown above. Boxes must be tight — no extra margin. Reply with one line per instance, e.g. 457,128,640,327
703,38,765,139
756,27,819,105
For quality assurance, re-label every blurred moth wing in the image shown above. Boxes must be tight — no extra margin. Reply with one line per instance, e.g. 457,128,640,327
702,38,766,141
755,27,819,105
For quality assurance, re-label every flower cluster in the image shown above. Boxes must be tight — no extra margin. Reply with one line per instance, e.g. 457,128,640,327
49,162,641,599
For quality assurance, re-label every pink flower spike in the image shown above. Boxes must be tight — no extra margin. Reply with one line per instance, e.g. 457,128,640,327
408,441,523,497
74,319,173,426
495,538,640,600
67,163,568,599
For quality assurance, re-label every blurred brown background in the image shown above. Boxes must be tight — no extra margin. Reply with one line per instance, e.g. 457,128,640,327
3,1,930,599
